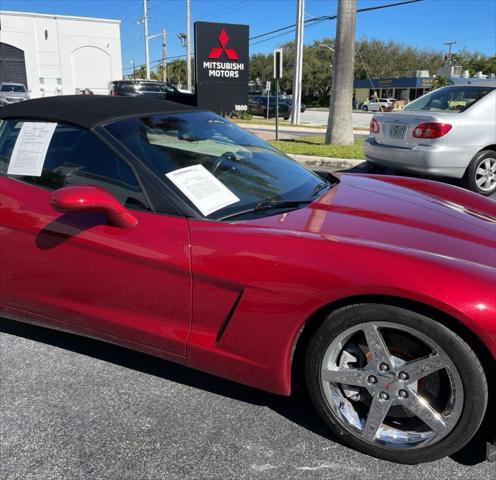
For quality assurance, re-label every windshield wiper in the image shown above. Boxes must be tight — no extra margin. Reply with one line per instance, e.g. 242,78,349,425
254,199,313,211
218,199,312,221
218,182,332,221
311,182,330,198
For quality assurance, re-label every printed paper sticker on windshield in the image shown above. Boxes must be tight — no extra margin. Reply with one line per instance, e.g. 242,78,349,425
7,122,57,177
166,164,240,216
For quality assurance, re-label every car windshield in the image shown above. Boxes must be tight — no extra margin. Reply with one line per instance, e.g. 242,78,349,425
104,111,331,220
1,85,26,93
404,86,494,113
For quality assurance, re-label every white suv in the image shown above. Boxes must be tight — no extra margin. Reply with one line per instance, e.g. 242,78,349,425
0,83,30,106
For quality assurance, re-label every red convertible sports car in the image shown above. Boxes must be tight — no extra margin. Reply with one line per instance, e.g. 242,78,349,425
0,96,495,464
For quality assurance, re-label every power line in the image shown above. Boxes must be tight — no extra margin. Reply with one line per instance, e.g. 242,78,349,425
249,18,326,47
117,0,139,19
249,0,422,42
123,53,186,71
198,0,250,22
121,0,143,25
123,0,424,74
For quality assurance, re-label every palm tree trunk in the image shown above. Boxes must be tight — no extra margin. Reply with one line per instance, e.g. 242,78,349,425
325,0,356,145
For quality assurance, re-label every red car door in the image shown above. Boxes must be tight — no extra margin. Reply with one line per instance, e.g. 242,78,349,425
0,120,191,359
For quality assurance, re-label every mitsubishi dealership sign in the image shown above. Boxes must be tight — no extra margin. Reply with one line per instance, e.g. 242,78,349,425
194,21,249,113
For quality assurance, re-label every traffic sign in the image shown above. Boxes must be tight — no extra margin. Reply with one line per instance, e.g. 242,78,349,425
273,48,283,79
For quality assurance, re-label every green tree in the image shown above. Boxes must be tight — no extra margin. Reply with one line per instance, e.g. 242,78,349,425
452,50,496,76
432,75,453,89
249,38,449,103
166,59,187,86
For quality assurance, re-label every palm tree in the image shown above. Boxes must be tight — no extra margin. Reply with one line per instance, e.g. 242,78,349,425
167,60,187,87
432,75,454,90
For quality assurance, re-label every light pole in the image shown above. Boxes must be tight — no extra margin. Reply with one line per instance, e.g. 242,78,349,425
162,29,167,82
290,0,305,125
186,0,192,91
140,0,150,79
130,60,136,80
148,31,167,80
177,33,187,88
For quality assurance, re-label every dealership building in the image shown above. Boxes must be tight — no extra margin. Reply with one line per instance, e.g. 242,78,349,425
353,71,435,105
0,10,122,97
354,67,496,105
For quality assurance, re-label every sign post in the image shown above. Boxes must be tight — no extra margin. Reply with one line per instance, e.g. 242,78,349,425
194,22,249,114
265,80,271,119
273,48,283,140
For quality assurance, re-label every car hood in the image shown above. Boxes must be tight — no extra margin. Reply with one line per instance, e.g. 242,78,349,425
250,174,496,269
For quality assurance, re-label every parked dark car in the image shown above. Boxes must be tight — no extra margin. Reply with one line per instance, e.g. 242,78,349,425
248,95,290,119
109,80,196,106
281,98,306,113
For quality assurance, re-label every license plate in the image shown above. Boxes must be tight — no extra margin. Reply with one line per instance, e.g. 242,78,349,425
389,124,406,139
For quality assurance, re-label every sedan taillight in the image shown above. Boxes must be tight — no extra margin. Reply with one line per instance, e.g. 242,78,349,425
370,118,380,134
412,122,452,139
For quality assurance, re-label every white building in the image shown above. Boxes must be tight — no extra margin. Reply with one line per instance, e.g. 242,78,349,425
0,10,122,97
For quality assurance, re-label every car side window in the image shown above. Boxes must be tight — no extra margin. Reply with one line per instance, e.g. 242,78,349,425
0,119,150,210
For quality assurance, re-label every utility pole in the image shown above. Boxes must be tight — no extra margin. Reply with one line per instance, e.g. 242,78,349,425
444,41,456,65
325,0,356,145
290,0,305,125
141,0,150,79
186,0,192,91
162,29,167,82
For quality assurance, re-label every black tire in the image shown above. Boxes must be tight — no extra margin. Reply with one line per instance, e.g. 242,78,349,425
362,105,368,112
305,304,488,464
283,115,290,120
464,150,496,196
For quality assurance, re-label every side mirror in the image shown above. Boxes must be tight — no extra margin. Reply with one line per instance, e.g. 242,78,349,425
50,185,138,229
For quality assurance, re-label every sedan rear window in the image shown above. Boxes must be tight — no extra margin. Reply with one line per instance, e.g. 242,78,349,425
404,86,494,113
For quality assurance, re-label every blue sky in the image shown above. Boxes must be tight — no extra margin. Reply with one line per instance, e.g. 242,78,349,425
2,0,495,74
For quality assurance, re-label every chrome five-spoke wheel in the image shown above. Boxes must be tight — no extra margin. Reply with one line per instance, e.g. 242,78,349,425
306,304,488,464
320,321,463,449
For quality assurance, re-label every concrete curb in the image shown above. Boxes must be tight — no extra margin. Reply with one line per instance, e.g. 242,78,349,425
289,154,365,170
239,123,368,135
238,123,326,133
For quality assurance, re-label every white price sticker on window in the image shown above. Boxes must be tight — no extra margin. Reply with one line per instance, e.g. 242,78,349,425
166,164,240,216
7,122,57,177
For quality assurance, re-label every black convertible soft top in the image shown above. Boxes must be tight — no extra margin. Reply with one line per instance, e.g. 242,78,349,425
0,95,197,129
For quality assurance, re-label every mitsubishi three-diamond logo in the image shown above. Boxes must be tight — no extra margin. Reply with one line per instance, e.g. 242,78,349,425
208,29,239,60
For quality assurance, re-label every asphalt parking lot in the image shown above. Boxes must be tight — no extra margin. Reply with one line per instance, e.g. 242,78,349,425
1,318,494,480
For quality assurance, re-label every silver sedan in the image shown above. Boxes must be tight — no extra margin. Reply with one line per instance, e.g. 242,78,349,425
365,85,496,195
